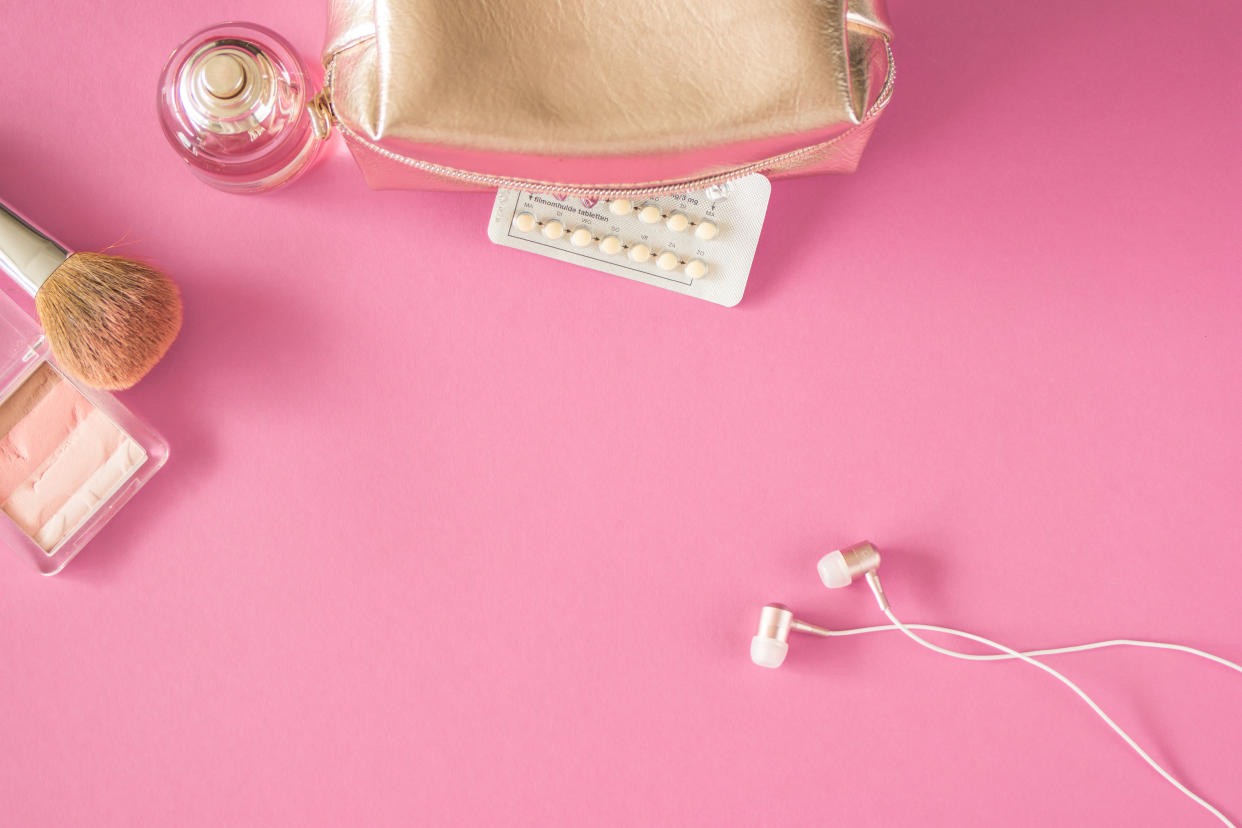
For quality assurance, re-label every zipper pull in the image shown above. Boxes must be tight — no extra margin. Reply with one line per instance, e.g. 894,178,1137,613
307,87,334,140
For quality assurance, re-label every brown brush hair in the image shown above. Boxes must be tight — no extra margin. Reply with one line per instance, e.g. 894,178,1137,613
35,252,183,390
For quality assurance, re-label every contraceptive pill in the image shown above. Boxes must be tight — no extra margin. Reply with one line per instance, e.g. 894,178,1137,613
656,252,679,271
638,205,662,224
684,259,708,280
694,221,718,240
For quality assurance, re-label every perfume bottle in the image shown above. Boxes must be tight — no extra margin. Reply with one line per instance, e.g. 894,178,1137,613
157,22,328,193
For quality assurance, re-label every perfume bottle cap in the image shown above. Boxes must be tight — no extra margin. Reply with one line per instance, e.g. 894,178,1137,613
180,44,275,133
158,22,326,193
201,53,247,99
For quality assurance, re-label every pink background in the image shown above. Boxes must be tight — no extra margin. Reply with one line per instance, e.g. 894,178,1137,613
2,1,1240,825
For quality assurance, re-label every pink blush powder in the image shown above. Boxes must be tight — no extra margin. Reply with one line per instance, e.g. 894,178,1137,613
0,369,95,499
0,364,146,551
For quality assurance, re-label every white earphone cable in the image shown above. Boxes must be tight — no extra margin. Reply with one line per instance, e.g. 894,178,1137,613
794,621,1242,673
879,606,1236,827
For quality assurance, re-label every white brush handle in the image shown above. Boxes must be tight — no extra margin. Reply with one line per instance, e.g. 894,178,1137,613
0,199,70,296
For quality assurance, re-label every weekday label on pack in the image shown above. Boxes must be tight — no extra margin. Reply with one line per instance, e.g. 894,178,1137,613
487,174,771,307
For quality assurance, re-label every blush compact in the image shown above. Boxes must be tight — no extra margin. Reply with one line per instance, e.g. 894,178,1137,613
0,290,167,574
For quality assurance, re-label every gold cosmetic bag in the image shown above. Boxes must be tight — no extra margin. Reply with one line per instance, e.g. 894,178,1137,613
320,0,895,197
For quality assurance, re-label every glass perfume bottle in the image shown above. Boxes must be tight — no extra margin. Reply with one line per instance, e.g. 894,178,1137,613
157,22,328,193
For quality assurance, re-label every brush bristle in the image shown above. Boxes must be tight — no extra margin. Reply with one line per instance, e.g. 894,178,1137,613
36,252,182,390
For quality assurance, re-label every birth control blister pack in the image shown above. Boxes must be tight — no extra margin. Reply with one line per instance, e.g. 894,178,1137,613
487,174,772,307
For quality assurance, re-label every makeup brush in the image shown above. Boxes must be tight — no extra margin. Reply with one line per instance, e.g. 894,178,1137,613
0,199,182,390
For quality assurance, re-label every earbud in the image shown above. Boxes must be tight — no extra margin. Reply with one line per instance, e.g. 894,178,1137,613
748,541,1242,825
751,603,795,668
817,540,880,587
818,541,889,610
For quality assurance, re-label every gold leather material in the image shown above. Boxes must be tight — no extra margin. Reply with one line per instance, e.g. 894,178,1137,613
324,0,377,57
846,0,893,37
847,25,891,121
323,0,894,192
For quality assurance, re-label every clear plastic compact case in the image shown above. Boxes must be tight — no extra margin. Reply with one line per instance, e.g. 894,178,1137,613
0,291,168,574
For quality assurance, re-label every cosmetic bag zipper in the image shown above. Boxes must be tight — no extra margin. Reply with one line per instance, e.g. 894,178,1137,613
312,38,893,199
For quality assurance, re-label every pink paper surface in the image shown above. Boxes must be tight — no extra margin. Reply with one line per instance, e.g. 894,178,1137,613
1,2,1240,826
